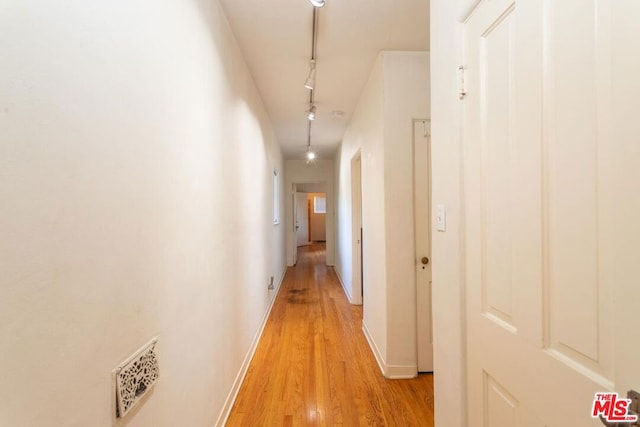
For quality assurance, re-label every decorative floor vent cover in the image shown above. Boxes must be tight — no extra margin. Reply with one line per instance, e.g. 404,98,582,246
114,337,159,419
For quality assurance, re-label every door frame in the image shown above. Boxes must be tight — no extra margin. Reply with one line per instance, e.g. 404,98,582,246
351,151,363,305
290,181,329,266
291,184,298,265
413,119,434,372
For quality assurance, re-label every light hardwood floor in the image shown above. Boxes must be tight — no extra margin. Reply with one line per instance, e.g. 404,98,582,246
226,243,435,426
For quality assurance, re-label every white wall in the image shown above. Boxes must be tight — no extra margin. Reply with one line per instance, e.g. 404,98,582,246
334,53,385,307
334,52,430,378
284,160,335,266
383,52,430,373
0,1,286,426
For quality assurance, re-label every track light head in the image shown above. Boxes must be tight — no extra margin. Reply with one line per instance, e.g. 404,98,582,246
308,0,326,7
307,105,316,121
304,71,315,90
304,60,316,90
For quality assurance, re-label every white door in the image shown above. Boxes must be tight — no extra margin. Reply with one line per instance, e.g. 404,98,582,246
414,120,433,372
351,154,363,305
292,184,298,265
295,192,309,247
464,0,640,425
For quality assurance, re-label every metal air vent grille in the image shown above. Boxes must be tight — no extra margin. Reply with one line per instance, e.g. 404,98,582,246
114,337,159,419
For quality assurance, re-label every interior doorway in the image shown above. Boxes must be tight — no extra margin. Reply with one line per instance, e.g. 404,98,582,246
308,192,327,244
414,119,433,372
351,152,363,305
292,182,328,266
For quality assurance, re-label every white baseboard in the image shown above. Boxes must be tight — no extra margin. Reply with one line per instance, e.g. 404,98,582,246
385,364,418,379
362,321,386,377
333,267,354,304
362,322,417,380
215,268,287,427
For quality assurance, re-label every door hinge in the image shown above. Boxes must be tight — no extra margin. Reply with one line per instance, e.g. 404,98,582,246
458,65,467,100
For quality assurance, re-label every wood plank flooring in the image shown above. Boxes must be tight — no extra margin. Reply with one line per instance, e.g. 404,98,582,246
226,243,435,426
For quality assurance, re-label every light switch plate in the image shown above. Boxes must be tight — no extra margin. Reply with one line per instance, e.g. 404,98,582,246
436,204,446,232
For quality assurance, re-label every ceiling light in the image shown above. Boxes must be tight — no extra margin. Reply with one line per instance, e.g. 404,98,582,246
306,150,316,160
304,60,316,90
308,0,326,7
307,105,316,121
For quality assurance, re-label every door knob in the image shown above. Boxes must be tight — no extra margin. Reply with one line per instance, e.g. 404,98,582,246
421,257,430,265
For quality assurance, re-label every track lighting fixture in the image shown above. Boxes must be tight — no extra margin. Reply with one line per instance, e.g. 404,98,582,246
303,7,320,163
306,149,316,161
308,0,326,8
304,60,316,90
307,105,316,121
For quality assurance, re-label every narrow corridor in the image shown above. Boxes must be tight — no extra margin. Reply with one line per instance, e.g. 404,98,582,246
227,243,434,426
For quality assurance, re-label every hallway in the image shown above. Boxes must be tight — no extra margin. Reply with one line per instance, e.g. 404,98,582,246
227,244,434,426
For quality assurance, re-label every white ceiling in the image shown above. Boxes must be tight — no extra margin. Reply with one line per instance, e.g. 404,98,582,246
218,0,430,160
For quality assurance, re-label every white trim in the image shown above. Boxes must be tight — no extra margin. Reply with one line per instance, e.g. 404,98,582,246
350,151,363,305
385,365,418,379
333,266,355,304
215,268,287,427
273,168,280,225
362,321,386,377
362,322,417,379
459,0,483,23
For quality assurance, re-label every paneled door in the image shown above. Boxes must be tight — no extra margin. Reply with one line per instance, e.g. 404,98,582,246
464,0,640,425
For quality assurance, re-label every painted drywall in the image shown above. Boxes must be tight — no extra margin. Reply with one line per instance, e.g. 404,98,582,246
0,1,285,426
429,1,472,425
308,193,327,242
334,52,430,377
284,160,335,266
296,183,325,193
334,53,385,317
382,52,430,373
